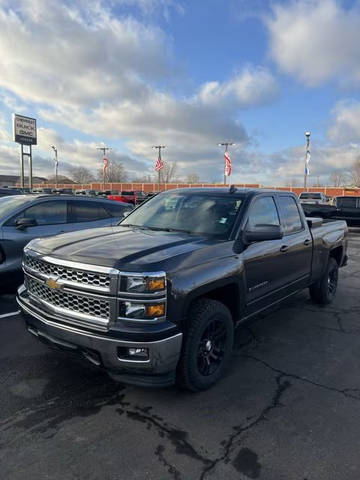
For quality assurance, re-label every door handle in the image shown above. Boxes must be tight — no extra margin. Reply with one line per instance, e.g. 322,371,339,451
280,245,289,253
304,239,311,246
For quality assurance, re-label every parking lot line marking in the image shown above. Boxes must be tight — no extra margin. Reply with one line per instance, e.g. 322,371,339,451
0,311,21,319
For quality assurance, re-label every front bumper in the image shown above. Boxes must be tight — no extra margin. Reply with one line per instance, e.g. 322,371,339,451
17,286,183,387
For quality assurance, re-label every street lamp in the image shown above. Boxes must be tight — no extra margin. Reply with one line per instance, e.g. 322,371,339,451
304,132,311,189
51,145,58,188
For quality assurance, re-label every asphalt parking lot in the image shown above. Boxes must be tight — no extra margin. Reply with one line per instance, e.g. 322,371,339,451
1,229,360,480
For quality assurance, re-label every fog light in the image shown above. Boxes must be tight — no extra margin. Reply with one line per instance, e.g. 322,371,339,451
146,303,165,317
128,347,148,358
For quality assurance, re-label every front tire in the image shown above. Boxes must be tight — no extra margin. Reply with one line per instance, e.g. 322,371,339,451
309,257,339,305
176,299,234,391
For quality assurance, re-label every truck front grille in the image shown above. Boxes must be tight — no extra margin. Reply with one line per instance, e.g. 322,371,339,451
26,277,110,322
24,255,111,290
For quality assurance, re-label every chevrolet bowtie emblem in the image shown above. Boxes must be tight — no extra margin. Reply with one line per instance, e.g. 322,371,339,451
46,278,62,290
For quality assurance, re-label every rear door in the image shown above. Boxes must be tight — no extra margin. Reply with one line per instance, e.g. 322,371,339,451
2,199,68,272
67,199,113,231
275,195,312,287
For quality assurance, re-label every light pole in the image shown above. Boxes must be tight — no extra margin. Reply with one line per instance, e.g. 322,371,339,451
218,142,234,185
304,132,311,189
153,145,166,192
51,145,58,188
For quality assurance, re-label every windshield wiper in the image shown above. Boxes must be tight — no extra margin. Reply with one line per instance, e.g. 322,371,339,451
145,226,192,234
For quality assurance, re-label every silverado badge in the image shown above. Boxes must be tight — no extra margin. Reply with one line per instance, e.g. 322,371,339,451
46,278,62,290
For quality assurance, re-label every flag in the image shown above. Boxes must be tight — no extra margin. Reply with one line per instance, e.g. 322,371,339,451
224,151,232,177
305,150,310,176
155,154,164,172
103,157,109,176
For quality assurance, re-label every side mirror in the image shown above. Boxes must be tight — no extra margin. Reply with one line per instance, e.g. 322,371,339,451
16,218,37,230
244,224,284,244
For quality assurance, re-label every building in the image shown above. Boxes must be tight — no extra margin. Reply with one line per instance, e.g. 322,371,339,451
0,175,47,187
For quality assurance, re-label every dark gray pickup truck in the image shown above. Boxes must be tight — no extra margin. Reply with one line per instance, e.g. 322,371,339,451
17,188,348,391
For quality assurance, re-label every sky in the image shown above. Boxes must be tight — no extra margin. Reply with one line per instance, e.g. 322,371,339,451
0,0,360,186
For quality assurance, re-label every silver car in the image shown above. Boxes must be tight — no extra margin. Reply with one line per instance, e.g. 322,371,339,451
0,194,132,286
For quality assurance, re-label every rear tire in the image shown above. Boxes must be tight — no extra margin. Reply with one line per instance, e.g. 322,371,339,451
176,299,234,392
309,257,339,305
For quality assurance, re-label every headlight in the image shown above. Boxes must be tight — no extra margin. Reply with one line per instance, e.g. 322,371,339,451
126,273,166,293
124,301,165,319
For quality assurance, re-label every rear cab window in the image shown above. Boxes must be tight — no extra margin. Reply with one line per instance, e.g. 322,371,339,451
277,196,303,234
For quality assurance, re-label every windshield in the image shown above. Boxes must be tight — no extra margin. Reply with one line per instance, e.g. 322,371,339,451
0,195,33,219
300,193,321,199
120,192,243,237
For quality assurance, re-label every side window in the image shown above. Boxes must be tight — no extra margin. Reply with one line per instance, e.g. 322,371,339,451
278,196,303,234
337,197,357,208
104,202,132,217
247,197,280,229
9,201,67,226
69,201,110,223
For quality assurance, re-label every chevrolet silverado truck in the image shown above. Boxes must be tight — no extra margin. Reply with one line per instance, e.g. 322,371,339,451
17,188,348,391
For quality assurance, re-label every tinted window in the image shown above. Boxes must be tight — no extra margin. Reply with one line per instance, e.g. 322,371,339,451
300,193,321,199
9,201,67,226
337,197,357,208
69,201,110,222
247,197,280,229
278,196,303,234
104,202,132,217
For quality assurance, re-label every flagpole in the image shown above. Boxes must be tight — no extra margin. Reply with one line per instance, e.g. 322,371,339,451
304,132,311,189
97,146,111,191
218,142,234,185
153,145,165,192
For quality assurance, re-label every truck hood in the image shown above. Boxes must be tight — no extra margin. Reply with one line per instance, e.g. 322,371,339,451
28,226,218,271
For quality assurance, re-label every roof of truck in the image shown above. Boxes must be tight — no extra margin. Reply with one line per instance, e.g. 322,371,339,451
164,187,293,195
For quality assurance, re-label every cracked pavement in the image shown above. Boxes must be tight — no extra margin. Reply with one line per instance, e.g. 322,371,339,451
1,229,360,480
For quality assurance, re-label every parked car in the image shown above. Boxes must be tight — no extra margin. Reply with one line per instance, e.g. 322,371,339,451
299,192,329,204
0,194,133,286
18,188,348,391
108,190,148,205
302,195,360,226
0,188,24,197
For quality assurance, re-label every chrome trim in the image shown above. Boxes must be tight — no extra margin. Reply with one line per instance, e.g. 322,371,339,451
117,296,167,304
27,292,109,330
42,255,119,276
23,264,110,293
18,292,181,346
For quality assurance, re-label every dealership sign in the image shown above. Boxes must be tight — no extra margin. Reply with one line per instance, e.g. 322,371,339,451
13,114,37,145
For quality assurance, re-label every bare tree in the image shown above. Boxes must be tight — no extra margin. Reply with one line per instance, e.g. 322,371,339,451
159,161,178,183
97,160,127,182
69,166,95,184
185,173,200,184
350,157,360,187
329,171,346,187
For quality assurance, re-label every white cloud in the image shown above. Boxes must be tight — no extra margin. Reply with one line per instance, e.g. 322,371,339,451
0,0,170,107
328,100,360,144
266,0,360,87
197,66,278,108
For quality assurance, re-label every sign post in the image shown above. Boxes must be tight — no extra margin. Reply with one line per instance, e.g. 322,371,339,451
13,114,37,190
